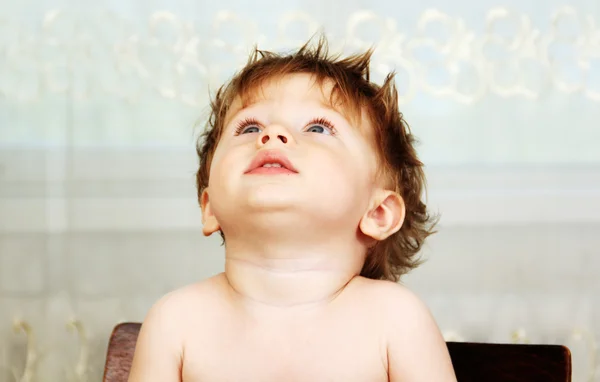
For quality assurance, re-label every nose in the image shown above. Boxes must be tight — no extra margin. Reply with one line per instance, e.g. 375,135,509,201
256,124,294,147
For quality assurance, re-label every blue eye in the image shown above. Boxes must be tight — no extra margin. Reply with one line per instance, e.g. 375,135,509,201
306,125,329,134
234,118,262,135
241,126,260,134
305,118,336,136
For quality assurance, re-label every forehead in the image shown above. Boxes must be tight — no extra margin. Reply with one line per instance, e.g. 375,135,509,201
228,73,336,115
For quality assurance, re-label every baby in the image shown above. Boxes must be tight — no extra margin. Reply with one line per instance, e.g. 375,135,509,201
128,37,457,381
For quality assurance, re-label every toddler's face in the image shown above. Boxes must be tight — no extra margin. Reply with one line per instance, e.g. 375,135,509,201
203,73,380,237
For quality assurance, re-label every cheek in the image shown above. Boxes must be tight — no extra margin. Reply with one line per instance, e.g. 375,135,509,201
334,144,375,184
208,142,242,184
206,145,240,206
312,150,373,205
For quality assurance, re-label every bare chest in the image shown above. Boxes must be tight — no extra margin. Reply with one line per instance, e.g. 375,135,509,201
180,314,388,382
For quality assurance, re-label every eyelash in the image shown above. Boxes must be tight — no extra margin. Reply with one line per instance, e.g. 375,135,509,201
233,117,337,136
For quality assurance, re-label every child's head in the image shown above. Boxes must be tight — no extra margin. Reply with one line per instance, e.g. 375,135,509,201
196,37,436,282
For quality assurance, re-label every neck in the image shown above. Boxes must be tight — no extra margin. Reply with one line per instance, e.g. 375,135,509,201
223,235,365,310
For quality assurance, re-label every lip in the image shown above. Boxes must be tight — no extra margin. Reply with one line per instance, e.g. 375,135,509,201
244,149,298,174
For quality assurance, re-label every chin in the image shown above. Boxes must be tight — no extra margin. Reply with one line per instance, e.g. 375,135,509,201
244,196,298,211
242,184,297,206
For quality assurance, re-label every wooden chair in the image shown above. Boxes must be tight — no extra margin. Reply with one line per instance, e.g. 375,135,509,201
103,322,572,382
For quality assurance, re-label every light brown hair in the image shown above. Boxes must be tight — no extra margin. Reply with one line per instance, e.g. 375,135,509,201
196,36,437,282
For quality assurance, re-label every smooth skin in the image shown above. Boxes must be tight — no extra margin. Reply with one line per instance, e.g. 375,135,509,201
128,74,457,382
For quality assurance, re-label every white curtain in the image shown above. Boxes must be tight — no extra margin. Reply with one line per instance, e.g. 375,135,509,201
1,0,599,380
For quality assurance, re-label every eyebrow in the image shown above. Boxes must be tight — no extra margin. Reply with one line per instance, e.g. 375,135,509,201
223,98,346,129
222,102,251,129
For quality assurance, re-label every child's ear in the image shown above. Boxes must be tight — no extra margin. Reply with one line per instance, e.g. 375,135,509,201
200,189,221,237
359,189,405,242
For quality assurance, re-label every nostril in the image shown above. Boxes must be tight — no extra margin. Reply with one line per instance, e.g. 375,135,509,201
261,135,269,144
278,135,287,144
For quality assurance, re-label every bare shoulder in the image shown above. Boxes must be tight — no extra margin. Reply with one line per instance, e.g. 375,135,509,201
364,279,432,317
144,273,225,322
349,277,428,316
128,274,228,381
351,278,456,381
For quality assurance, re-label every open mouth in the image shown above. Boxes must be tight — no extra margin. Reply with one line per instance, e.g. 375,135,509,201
245,150,298,175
